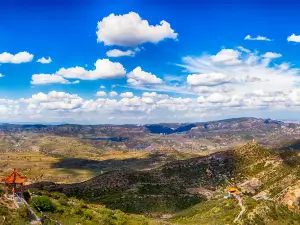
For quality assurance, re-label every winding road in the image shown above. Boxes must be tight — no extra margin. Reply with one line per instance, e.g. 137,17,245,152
233,194,245,223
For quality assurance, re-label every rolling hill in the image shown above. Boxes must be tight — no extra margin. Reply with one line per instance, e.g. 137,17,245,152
27,142,300,224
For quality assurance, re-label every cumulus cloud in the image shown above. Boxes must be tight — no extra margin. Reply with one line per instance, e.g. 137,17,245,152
197,93,232,104
187,73,233,86
179,46,300,112
206,93,231,103
289,89,300,104
32,59,126,84
262,52,282,58
100,85,105,89
142,92,168,99
211,49,241,65
0,51,33,63
287,34,300,43
31,74,78,85
2,45,300,123
2,87,300,123
96,91,107,97
0,73,3,78
120,92,134,98
37,57,52,64
20,91,83,111
23,91,81,103
57,59,126,80
109,91,118,97
244,35,271,41
96,12,177,46
127,67,163,86
106,49,135,57
181,47,300,95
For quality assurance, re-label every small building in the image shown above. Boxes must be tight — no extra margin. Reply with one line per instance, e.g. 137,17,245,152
0,169,27,198
225,187,241,195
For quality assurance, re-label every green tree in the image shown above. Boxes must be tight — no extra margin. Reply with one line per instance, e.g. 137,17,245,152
30,196,56,212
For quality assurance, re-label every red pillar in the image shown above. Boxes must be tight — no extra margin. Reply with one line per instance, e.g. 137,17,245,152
12,184,16,197
20,184,24,198
5,184,8,196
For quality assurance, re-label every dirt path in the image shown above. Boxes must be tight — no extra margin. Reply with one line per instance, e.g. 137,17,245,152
233,194,245,223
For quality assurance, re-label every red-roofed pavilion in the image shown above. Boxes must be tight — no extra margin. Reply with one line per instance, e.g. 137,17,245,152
1,169,27,197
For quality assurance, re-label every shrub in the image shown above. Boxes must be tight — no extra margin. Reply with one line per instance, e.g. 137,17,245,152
30,196,56,212
78,200,88,209
50,192,65,199
17,206,29,218
84,209,93,220
58,197,68,206
71,205,83,215
0,205,9,216
55,205,65,213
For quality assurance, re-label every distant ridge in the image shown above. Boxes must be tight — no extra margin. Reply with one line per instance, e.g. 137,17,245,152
0,117,279,126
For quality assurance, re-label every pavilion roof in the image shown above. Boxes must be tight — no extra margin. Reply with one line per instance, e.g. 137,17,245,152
0,169,27,184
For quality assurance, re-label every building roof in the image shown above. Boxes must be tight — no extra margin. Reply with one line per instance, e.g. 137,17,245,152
0,169,27,184
225,187,241,194
226,187,238,192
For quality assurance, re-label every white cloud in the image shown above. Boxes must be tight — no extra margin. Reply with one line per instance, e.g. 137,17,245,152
187,73,232,86
211,49,241,65
120,96,142,106
37,57,52,64
100,85,105,89
3,44,300,123
142,92,168,99
197,93,231,104
106,49,135,57
181,47,300,97
2,86,300,124
206,93,231,103
20,91,83,112
57,59,126,80
109,91,118,97
40,100,82,110
179,47,300,112
0,51,33,63
289,89,300,104
244,35,271,41
96,12,177,46
31,74,77,85
32,59,126,84
23,91,81,103
141,97,155,104
127,67,163,86
279,63,290,71
262,52,282,59
237,46,250,53
287,34,300,43
0,73,3,78
120,92,134,98
96,91,107,97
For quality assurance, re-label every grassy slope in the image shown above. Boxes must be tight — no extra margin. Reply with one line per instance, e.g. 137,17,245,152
171,198,239,225
0,197,30,224
25,191,168,225
171,143,300,224
171,197,300,225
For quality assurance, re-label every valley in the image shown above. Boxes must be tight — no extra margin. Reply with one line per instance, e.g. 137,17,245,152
0,117,300,224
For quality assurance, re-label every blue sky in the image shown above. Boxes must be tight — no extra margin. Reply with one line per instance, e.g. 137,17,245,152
1,0,300,124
